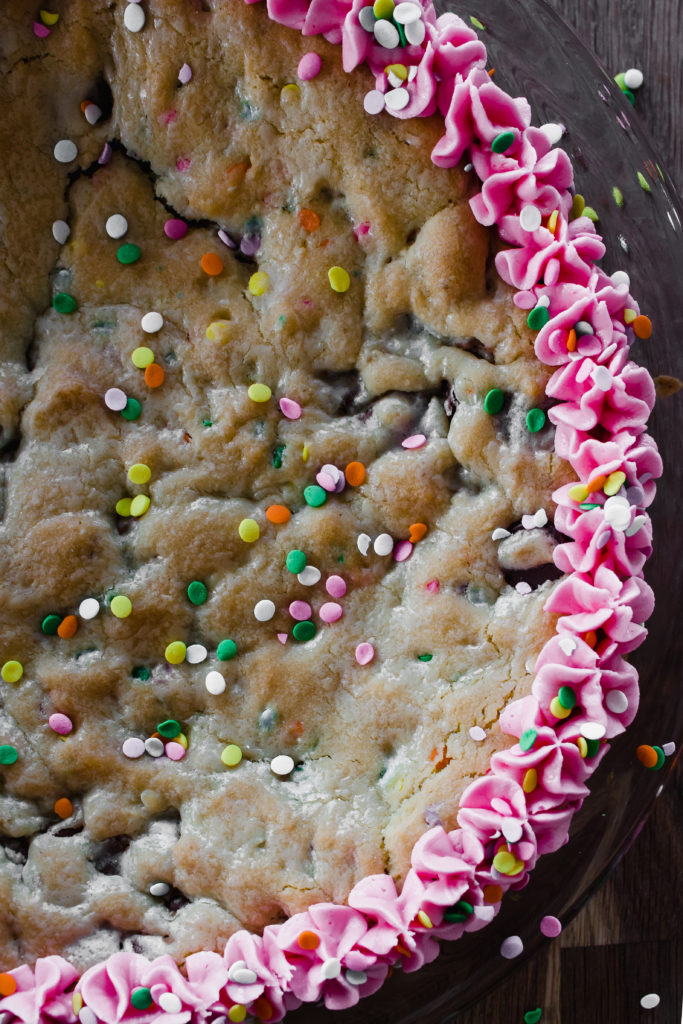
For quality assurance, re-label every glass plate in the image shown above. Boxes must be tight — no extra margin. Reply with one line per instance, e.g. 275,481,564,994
292,0,683,1020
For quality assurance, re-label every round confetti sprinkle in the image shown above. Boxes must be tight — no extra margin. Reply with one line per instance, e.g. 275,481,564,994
248,382,272,403
483,388,504,414
298,51,322,80
363,89,386,115
53,292,77,314
527,305,550,330
279,397,302,420
500,935,523,959
540,915,562,938
605,689,628,713
580,722,606,741
345,461,366,486
228,1007,248,1023
117,243,141,265
110,595,132,619
298,566,321,586
289,600,312,621
373,534,394,556
523,1011,542,1024
178,62,192,85
491,130,515,153
131,346,155,369
164,218,187,239
54,139,78,163
140,311,163,334
158,719,181,739
57,617,77,643
186,644,208,664
217,639,238,661
54,797,73,819
469,726,486,742
130,987,152,1011
239,518,260,542
374,18,399,47
145,737,164,757
355,642,375,665
52,219,70,244
187,580,208,605
221,744,242,767
526,408,546,432
266,504,291,524
297,930,320,950
0,973,17,996
345,969,368,987
105,214,128,239
122,737,145,759
328,266,350,292
156,992,182,1014
105,388,127,411
286,550,307,574
48,713,73,735
248,271,269,295
632,314,652,339
298,208,321,232
303,485,326,507
128,463,151,485
149,881,170,896
624,68,644,90
402,433,426,449
640,994,661,1010
325,575,346,598
385,87,410,111
270,754,294,776
519,204,542,232
0,744,18,765
165,641,187,664
144,362,165,388
255,600,276,622
292,620,316,642
319,602,343,623
130,494,150,517
1,661,23,683
205,671,226,695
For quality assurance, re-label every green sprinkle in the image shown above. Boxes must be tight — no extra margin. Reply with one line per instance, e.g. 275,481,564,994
53,292,77,314
637,171,651,193
41,614,62,635
157,719,181,739
117,243,141,265
292,620,316,642
586,737,601,758
217,639,237,661
187,581,208,605
286,550,307,574
443,909,468,923
558,686,576,710
614,72,626,90
582,206,599,222
612,186,624,208
650,745,666,770
579,502,600,511
520,728,537,752
527,305,550,331
202,419,212,427
469,15,486,29
443,898,474,922
132,666,151,680
0,745,18,766
417,653,433,662
570,193,585,219
483,388,504,415
303,485,327,508
491,130,515,154
272,444,285,469
526,408,546,433
395,19,407,46
130,987,153,1010
523,1010,543,1024
622,88,635,105
121,397,142,421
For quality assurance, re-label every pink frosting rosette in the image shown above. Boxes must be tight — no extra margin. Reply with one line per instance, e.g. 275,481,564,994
215,929,293,1021
553,429,662,508
552,500,652,578
342,0,436,76
457,775,538,882
347,873,440,973
245,0,352,44
0,956,78,1024
495,213,605,291
548,356,655,443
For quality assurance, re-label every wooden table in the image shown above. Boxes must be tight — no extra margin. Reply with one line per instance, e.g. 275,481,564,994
456,2,683,1020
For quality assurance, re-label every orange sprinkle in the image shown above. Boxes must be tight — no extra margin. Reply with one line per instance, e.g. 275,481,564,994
394,942,411,957
225,160,250,189
409,522,427,543
298,208,320,231
566,328,577,351
144,362,165,388
636,744,658,768
584,630,597,648
586,474,607,494
54,797,74,819
488,68,495,76
429,746,439,762
80,100,91,114
57,614,78,639
483,884,504,904
632,314,652,340
289,720,304,738
253,996,273,1020
297,930,320,950
0,973,17,997
345,461,366,487
266,504,291,525
201,252,224,276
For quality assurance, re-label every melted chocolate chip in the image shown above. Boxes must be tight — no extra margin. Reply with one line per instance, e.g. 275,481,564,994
92,835,131,875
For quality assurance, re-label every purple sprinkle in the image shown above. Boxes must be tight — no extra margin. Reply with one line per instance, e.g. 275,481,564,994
393,540,413,562
240,233,261,257
500,935,524,959
178,62,192,85
217,229,237,249
98,142,112,165
423,806,442,827
164,218,188,240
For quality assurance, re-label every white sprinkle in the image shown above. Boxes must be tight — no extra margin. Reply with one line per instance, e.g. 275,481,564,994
385,87,410,111
491,527,511,541
575,319,594,336
469,726,487,742
105,214,128,239
625,514,646,537
501,819,523,844
84,103,102,125
254,599,276,622
525,657,536,673
519,204,542,232
178,62,193,85
54,139,78,163
539,122,565,146
515,581,532,594
394,2,422,23
639,993,660,1010
404,17,426,44
358,5,376,31
357,533,372,556
158,993,183,1013
533,508,548,529
624,68,644,90
124,2,146,31
186,643,208,664
345,969,367,987
79,1009,98,1024
605,689,629,713
78,597,100,620
407,65,418,82
592,365,613,391
500,935,524,959
558,636,577,656
387,70,404,89
363,89,386,115
230,967,258,985
297,566,321,586
374,19,400,48
537,294,551,308
205,670,226,695
603,495,631,531
580,722,606,741
321,957,342,980
270,754,294,777
149,881,170,897
52,220,70,244
373,533,394,556
576,359,593,383
141,311,164,333
611,269,630,289
122,737,145,759
662,741,676,756
145,737,165,757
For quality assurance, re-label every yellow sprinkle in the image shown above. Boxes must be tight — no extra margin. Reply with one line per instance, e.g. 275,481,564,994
577,736,588,758
417,910,433,928
176,732,189,750
95,279,104,287
247,383,272,403
568,483,589,503
547,209,559,234
40,10,60,25
72,993,84,1014
205,320,231,342
373,0,394,16
128,463,151,484
221,744,243,767
624,308,637,324
604,470,626,495
115,497,132,517
280,83,300,101
248,271,270,296
385,62,408,80
570,193,585,219
110,595,132,619
550,696,572,719
130,494,151,517
165,641,186,665
508,856,525,876
492,850,517,874
1,660,23,683
228,1007,247,1023
522,768,538,793
132,346,155,369
328,266,351,292
301,445,309,462
238,518,260,543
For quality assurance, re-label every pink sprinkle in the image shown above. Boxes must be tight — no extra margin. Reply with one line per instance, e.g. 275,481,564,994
325,575,346,598
513,289,537,310
289,600,312,621
178,62,193,85
165,741,186,761
163,110,178,125
176,157,191,172
33,21,51,37
48,713,73,736
217,229,237,248
316,471,337,492
297,51,322,81
122,737,145,759
540,915,562,938
319,602,343,623
277,632,288,645
164,218,188,240
402,434,426,449
279,397,302,420
98,142,112,165
355,642,374,665
393,540,413,562
354,222,371,239
425,579,439,592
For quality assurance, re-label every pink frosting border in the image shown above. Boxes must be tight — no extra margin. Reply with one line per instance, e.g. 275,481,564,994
1,3,662,1021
